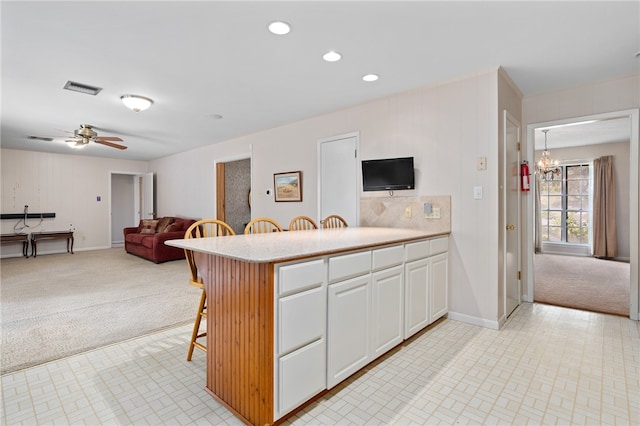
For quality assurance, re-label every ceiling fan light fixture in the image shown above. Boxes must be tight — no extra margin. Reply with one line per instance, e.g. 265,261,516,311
120,95,153,112
66,140,86,149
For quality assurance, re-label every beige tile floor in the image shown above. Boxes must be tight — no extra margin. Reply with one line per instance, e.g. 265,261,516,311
2,302,638,425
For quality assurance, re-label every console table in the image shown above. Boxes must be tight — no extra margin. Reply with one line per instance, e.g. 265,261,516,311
1,233,29,258
30,231,74,257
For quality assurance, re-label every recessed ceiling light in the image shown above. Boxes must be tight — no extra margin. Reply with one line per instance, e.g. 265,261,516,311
362,74,379,82
323,51,342,62
268,21,291,35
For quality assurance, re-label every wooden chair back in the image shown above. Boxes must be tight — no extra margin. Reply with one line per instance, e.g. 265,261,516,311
244,217,283,234
184,219,235,287
288,215,318,231
321,214,349,229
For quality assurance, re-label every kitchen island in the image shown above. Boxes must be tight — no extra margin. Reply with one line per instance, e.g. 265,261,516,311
167,227,449,425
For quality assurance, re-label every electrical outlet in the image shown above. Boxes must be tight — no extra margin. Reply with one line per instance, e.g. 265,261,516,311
477,156,487,171
405,207,412,218
425,207,441,219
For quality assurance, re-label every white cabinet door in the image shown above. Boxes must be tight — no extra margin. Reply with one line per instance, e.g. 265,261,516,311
404,258,430,339
278,286,325,355
430,252,448,323
278,338,326,417
371,265,404,359
327,274,371,389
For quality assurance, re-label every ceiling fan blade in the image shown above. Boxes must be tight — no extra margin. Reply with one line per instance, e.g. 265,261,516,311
95,139,127,150
96,136,124,142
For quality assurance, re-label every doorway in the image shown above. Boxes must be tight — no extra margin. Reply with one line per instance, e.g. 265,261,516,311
525,110,639,320
109,172,154,247
215,156,251,235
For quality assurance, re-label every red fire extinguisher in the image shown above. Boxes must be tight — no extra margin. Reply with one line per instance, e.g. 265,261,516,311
521,161,530,192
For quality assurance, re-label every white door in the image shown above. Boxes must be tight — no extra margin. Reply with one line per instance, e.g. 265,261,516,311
318,133,359,226
140,172,155,220
504,111,521,317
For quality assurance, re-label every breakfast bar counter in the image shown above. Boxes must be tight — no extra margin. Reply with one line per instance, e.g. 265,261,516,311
167,227,449,425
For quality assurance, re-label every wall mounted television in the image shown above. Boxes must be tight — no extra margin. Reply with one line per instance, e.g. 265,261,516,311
362,156,415,191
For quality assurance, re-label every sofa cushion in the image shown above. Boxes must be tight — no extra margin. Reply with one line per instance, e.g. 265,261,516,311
140,219,159,234
141,236,155,249
125,233,148,244
157,217,175,233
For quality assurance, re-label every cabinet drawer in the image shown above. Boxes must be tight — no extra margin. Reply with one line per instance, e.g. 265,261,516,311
329,250,371,282
277,259,325,295
372,245,404,271
405,240,430,261
279,286,325,355
430,236,449,255
277,338,326,418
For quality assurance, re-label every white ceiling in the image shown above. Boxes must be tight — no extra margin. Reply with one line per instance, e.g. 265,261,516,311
533,117,632,151
2,1,639,161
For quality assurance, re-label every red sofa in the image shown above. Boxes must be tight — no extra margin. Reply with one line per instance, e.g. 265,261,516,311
123,217,196,263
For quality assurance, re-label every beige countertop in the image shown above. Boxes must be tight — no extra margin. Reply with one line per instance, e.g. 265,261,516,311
166,227,448,263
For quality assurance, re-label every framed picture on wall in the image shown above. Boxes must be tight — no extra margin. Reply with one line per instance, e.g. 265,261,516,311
274,171,302,202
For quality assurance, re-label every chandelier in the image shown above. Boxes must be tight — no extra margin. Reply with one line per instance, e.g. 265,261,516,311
537,129,560,181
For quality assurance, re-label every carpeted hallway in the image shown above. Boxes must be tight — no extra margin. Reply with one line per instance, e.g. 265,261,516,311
534,254,630,316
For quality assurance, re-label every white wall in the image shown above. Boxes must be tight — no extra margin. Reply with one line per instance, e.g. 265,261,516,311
1,149,148,256
151,68,514,327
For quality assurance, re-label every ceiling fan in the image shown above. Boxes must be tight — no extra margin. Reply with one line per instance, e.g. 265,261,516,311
28,124,127,150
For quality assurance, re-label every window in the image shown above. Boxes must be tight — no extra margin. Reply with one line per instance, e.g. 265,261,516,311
540,163,591,244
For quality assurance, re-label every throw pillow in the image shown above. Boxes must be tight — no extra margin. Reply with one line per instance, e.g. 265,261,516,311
156,217,175,233
164,222,181,233
140,219,159,234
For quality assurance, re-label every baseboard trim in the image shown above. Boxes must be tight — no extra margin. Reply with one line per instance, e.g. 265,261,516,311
447,311,500,330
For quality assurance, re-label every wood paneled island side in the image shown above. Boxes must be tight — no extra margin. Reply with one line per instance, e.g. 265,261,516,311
167,227,449,425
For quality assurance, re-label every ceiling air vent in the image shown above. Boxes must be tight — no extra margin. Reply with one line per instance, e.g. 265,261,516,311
63,80,102,96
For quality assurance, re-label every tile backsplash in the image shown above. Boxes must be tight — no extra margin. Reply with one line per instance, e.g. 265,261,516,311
360,195,451,234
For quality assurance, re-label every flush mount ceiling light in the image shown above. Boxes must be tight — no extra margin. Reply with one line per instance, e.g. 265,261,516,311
268,21,291,35
362,74,379,82
120,95,154,112
323,51,342,62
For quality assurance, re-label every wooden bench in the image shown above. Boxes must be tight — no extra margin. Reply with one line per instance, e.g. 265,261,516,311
0,233,29,258
30,231,74,257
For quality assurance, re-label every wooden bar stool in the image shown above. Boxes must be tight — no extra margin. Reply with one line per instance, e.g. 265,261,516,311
244,217,283,234
288,215,318,231
321,214,348,229
184,219,235,361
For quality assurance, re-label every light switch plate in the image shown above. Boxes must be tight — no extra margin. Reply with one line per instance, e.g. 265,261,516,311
474,186,483,199
425,207,441,219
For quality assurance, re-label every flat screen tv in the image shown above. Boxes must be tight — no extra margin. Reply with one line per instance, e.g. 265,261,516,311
362,157,415,191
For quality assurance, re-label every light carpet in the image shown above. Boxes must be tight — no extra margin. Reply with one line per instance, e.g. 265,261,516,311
0,248,200,375
534,254,630,316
